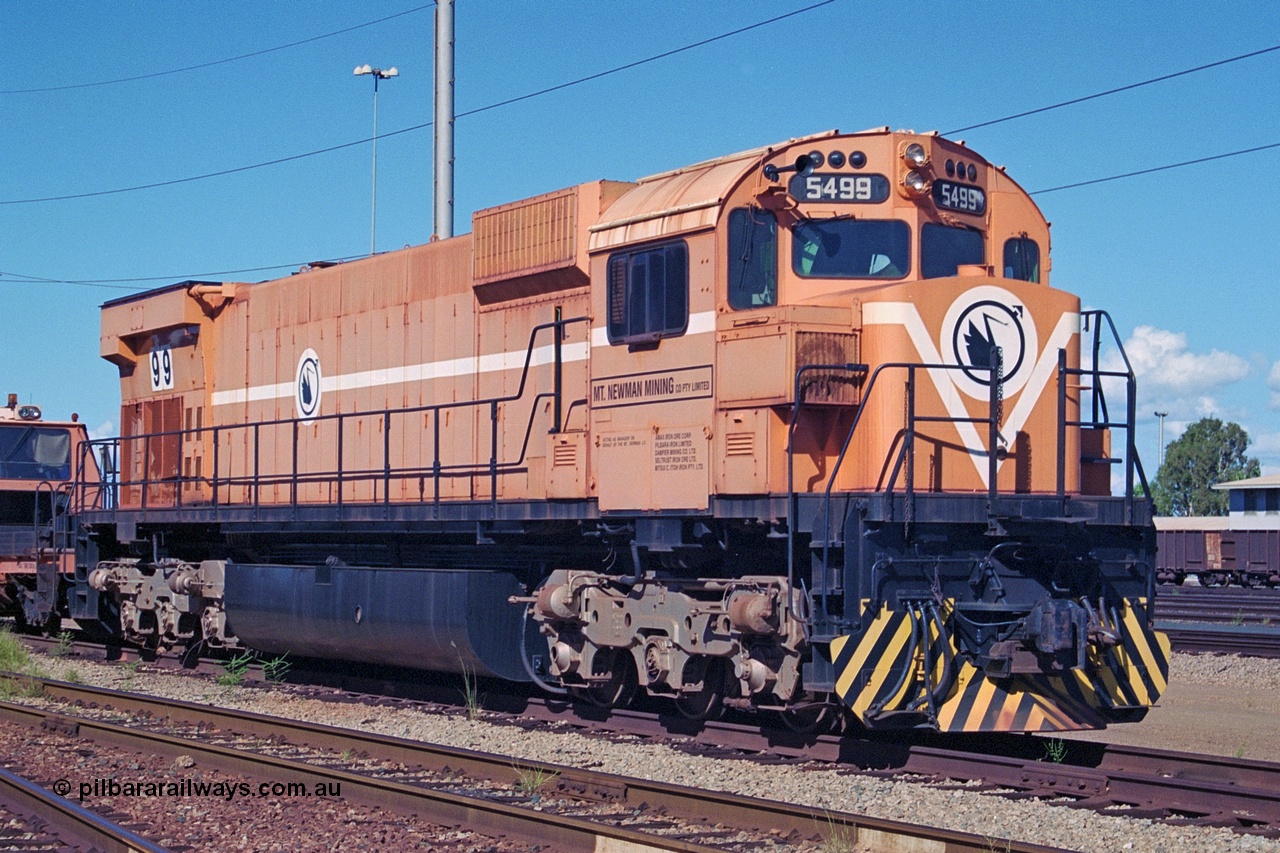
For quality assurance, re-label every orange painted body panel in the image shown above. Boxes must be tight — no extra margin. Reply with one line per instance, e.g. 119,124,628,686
850,277,1081,494
101,128,1087,514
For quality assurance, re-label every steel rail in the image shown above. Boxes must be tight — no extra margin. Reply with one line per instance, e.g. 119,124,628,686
20,636,1280,832
553,700,1280,831
1155,587,1280,623
1160,623,1280,658
0,762,171,853
0,676,1066,853
0,697,723,853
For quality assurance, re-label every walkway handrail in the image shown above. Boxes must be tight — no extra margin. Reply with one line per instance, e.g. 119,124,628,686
787,353,1002,632
76,314,589,519
1056,309,1150,523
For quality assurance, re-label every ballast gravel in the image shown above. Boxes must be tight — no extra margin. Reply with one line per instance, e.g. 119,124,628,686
27,651,1280,853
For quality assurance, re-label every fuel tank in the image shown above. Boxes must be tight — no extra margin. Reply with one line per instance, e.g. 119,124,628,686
223,564,537,682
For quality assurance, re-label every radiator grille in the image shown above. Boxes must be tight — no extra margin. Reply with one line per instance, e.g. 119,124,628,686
795,331,861,405
473,190,576,283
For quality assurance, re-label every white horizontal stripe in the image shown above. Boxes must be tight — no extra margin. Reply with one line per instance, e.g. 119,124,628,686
688,310,717,335
210,311,716,408
591,310,716,348
210,382,292,406
861,301,914,325
211,341,590,407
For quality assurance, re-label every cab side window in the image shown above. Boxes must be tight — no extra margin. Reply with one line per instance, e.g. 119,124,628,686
607,242,689,344
728,208,777,308
1003,236,1040,283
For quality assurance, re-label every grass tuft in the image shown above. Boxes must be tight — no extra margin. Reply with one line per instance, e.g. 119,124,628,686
215,651,255,688
513,763,558,797
816,810,856,853
51,631,75,658
261,654,291,683
0,628,47,698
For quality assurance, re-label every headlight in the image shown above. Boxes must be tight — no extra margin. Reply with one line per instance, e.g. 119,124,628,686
903,170,930,196
17,405,40,420
904,143,929,168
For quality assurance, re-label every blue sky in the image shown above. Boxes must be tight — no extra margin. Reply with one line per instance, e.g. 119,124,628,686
3,1,1278,474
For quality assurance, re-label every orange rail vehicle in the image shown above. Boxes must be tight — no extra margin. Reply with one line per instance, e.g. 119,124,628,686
0,395,98,629
65,128,1168,733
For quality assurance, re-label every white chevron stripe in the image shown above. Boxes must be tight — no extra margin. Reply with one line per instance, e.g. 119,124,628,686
863,302,1079,487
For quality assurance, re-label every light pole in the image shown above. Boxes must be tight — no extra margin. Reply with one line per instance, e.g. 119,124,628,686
1154,411,1169,468
354,64,398,255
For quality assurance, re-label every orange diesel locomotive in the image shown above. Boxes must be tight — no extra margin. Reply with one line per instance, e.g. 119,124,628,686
66,128,1168,732
0,396,98,628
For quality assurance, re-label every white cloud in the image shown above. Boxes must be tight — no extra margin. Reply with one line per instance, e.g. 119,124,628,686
1269,361,1280,410
1253,430,1280,476
87,420,116,441
1098,325,1252,431
1096,326,1259,492
1120,325,1251,396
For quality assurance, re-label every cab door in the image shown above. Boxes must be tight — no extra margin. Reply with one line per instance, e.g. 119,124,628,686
589,233,715,512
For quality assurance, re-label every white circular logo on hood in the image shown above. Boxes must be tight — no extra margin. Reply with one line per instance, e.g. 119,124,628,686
295,348,322,423
941,286,1038,400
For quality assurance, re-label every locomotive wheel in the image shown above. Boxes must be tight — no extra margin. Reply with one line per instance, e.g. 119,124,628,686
673,657,727,720
571,648,638,709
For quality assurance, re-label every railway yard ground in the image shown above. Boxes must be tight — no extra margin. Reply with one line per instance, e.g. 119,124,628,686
0,640,1274,853
1068,652,1280,765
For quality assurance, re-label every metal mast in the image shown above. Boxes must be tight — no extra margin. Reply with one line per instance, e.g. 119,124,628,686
433,0,455,240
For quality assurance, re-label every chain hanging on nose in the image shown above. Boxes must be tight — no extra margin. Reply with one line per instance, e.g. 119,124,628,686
992,346,1004,432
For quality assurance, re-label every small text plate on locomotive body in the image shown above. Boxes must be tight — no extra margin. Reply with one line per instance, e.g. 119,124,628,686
789,173,890,203
932,180,986,215
653,429,704,474
590,365,713,410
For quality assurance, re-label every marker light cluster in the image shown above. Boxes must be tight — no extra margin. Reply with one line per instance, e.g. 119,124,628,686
945,159,979,182
17,405,40,420
804,150,869,170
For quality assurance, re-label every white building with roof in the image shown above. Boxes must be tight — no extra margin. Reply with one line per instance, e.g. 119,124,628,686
1212,472,1280,530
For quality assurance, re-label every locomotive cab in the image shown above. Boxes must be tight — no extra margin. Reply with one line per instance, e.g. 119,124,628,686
0,395,98,627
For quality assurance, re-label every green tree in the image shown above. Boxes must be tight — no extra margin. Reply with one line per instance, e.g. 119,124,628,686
1151,417,1260,516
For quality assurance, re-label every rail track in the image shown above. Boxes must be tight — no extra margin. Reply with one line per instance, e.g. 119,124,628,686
1156,586,1280,624
0,761,169,853
9,661,1280,843
1160,623,1280,657
0,674,1069,853
1154,586,1280,656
